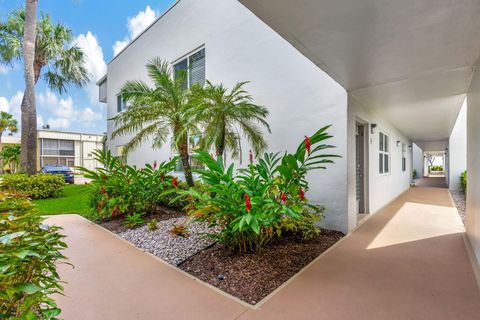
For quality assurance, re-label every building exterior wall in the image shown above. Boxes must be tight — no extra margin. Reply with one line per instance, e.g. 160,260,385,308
448,100,467,191
412,143,424,179
106,0,350,232
466,64,480,264
347,94,412,230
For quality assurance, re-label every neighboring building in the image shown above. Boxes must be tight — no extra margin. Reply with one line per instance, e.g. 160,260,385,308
37,130,104,171
97,0,468,234
1,130,104,172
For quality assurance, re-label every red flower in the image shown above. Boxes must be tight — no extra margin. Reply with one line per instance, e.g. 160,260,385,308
153,160,157,169
304,136,311,154
299,188,305,200
172,177,178,188
244,193,252,212
101,175,107,181
280,192,287,204
160,172,165,181
249,150,253,164
100,187,107,195
112,206,119,218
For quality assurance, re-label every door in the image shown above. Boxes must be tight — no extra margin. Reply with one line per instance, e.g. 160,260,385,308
356,123,366,214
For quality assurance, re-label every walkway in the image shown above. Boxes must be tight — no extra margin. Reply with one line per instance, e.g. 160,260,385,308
416,175,448,188
47,186,480,320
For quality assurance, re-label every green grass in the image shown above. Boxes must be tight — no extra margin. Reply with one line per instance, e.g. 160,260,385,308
33,184,93,217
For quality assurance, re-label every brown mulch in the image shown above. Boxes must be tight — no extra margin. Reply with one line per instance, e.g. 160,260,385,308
100,206,184,233
178,229,344,305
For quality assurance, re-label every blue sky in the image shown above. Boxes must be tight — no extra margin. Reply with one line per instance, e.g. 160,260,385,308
0,0,176,134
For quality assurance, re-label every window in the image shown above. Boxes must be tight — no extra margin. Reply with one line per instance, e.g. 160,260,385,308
173,48,205,89
379,131,390,174
117,94,127,113
402,143,407,172
172,134,205,172
41,139,74,156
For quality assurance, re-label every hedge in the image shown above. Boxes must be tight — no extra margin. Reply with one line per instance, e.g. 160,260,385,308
0,174,65,199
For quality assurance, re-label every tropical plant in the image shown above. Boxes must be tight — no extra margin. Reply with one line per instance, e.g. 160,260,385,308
111,58,197,186
412,169,417,179
77,149,182,223
0,111,18,173
0,173,65,199
147,218,157,231
0,144,21,173
182,126,338,253
0,8,89,174
0,191,68,319
460,170,467,192
190,81,270,159
430,165,443,172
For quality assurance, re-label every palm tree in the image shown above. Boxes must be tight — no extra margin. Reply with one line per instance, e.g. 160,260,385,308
111,58,197,186
21,1,37,175
191,81,271,159
0,111,18,173
0,144,21,173
0,8,89,174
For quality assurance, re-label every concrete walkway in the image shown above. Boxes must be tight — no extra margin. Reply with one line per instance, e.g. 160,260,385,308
47,186,480,320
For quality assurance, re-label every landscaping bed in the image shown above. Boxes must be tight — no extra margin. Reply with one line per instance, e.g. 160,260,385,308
178,229,344,305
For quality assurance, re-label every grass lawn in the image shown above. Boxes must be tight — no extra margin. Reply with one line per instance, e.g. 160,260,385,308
33,184,93,217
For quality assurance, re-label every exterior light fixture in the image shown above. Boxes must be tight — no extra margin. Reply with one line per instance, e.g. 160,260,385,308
408,144,412,150
371,123,377,134
396,140,401,147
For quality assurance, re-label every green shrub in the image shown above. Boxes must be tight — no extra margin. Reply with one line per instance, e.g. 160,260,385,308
0,174,65,199
181,126,338,253
78,150,183,224
430,165,443,171
412,169,417,179
0,191,67,319
461,171,467,192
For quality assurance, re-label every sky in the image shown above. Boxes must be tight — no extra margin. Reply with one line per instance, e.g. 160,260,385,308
0,0,176,135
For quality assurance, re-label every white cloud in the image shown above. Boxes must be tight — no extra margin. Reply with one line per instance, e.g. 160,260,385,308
38,90,102,130
0,91,23,130
0,65,9,75
0,97,9,112
113,6,158,56
74,31,107,105
37,115,44,128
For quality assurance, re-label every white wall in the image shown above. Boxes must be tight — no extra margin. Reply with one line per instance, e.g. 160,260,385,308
448,100,467,191
412,143,424,179
106,0,349,232
347,95,412,230
466,64,480,264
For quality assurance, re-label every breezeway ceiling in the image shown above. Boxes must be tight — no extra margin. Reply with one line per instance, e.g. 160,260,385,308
239,0,480,141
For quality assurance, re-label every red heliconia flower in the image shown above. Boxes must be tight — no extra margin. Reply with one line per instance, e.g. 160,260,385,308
299,188,305,200
100,187,107,195
172,177,178,188
304,135,311,154
280,192,287,204
244,193,252,212
101,175,107,181
160,172,165,181
153,160,157,169
249,150,253,164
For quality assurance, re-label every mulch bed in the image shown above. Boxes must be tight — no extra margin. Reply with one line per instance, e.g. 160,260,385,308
100,206,184,233
178,229,344,305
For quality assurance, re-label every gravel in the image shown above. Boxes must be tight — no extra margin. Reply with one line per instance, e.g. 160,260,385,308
117,217,216,266
451,190,466,223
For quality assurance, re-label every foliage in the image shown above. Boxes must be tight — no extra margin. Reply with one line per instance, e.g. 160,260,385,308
123,213,144,228
147,219,157,231
33,184,93,218
0,9,89,93
111,58,197,186
170,223,189,237
0,174,65,199
183,126,338,253
189,81,271,158
0,144,21,173
412,169,417,179
430,165,443,171
460,170,467,192
77,149,182,225
0,111,18,139
0,191,67,319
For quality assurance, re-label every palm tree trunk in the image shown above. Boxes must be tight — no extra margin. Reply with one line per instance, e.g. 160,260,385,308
215,123,226,157
178,135,194,187
0,132,3,174
21,0,38,175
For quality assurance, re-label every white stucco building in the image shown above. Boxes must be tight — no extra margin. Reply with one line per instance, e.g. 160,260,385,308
98,0,471,240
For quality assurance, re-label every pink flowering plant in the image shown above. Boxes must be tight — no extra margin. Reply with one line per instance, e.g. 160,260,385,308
182,125,339,253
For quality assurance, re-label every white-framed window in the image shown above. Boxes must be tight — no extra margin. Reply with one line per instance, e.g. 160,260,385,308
172,134,204,172
402,143,407,172
116,94,127,113
173,48,205,89
379,131,390,174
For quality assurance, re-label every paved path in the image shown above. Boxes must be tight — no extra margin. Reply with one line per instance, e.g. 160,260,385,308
416,176,448,188
47,186,480,320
